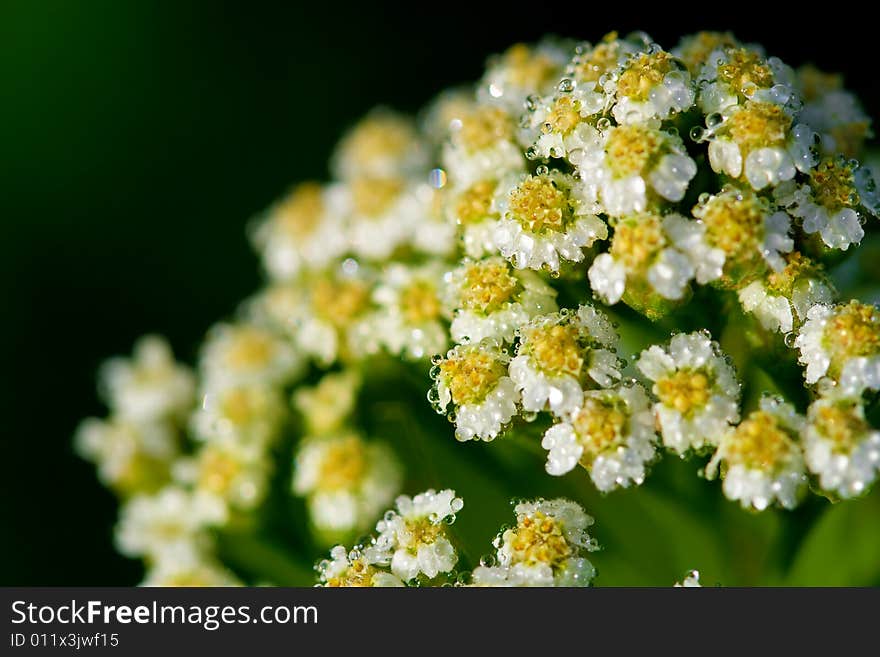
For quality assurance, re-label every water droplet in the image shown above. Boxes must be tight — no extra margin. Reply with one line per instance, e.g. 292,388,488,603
690,126,706,142
525,146,539,160
428,168,447,189
783,332,797,348
706,112,723,128
557,78,575,93
536,164,549,176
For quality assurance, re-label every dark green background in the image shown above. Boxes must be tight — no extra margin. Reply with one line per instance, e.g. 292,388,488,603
2,3,878,585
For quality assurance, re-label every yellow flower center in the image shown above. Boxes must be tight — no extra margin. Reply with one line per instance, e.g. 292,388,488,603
460,260,521,314
275,182,324,239
326,559,377,587
404,517,445,548
341,116,415,169
458,106,515,153
500,43,559,90
798,65,842,102
610,213,666,270
724,102,792,154
605,125,665,179
655,369,712,416
400,280,442,324
439,350,506,406
765,251,817,295
830,121,871,159
717,49,774,97
225,328,275,370
677,31,738,74
508,512,572,570
312,277,370,328
454,179,498,225
725,411,797,471
814,401,867,454
351,177,404,217
573,33,620,83
571,397,628,467
824,301,880,374
220,387,266,427
543,96,583,135
508,174,574,233
525,324,584,378
318,435,366,491
617,51,678,102
808,158,859,211
699,190,764,260
198,447,241,496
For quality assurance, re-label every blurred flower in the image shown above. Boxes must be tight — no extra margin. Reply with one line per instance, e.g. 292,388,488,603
674,569,702,587
796,65,872,158
331,109,428,180
191,382,285,447
292,370,361,436
199,323,303,390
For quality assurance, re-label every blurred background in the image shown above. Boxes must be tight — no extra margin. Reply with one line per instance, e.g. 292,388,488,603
2,2,879,585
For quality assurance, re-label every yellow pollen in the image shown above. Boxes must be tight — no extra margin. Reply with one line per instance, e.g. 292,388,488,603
460,261,521,314
400,280,441,324
605,125,664,179
318,435,366,490
571,397,628,467
610,214,666,270
508,174,574,233
656,369,712,416
221,387,261,426
198,448,241,496
275,183,324,239
824,301,880,373
718,49,774,97
351,177,404,217
458,106,514,153
677,32,738,74
765,252,817,295
699,191,764,259
501,43,559,90
327,559,377,587
312,277,370,328
724,102,792,153
808,158,859,211
342,116,414,169
508,512,572,570
617,51,678,101
525,324,584,378
725,411,796,471
798,65,842,102
439,351,506,406
573,34,619,83
830,122,871,159
454,180,497,225
544,96,583,135
814,401,867,453
225,329,274,370
404,517,445,547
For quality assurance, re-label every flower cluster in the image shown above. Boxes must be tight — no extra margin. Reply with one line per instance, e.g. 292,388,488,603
76,30,880,588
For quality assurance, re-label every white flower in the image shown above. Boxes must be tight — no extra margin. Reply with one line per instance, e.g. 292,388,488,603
510,305,621,417
373,489,463,582
142,554,241,587
115,486,226,564
525,91,608,162
409,180,457,258
442,104,525,187
737,252,834,333
674,569,702,587
293,432,402,536
579,124,697,218
447,177,511,259
673,31,740,76
99,335,195,423
494,170,607,272
695,45,795,115
250,182,347,281
775,157,879,251
794,301,880,391
637,331,740,453
609,47,695,124
662,212,726,284
431,339,519,442
707,396,807,510
541,382,658,491
292,370,361,436
493,498,597,587
588,212,697,308
199,323,303,390
75,417,178,494
445,256,557,344
317,545,403,587
702,100,814,190
176,441,271,513
804,396,880,498
478,41,570,114
691,186,793,286
191,382,285,447
372,261,450,360
331,109,428,180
